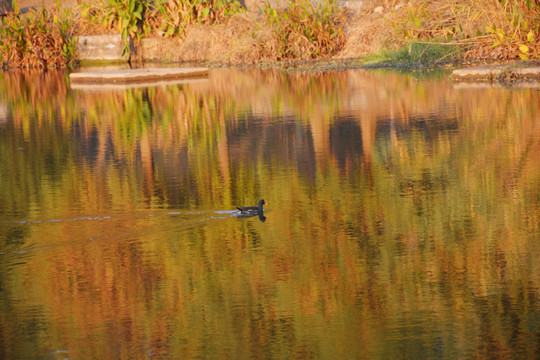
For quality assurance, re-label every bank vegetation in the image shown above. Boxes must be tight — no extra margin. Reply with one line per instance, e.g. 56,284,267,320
0,0,539,69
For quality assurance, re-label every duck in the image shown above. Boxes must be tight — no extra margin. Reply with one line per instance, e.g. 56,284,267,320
236,199,267,214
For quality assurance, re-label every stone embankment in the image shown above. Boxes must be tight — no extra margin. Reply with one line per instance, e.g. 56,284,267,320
452,63,540,82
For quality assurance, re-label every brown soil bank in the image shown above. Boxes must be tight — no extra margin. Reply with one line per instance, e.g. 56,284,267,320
6,0,540,65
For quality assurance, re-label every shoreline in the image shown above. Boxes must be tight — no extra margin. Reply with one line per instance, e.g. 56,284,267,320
2,0,540,82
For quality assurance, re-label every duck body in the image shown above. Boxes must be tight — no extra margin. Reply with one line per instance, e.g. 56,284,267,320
237,199,267,214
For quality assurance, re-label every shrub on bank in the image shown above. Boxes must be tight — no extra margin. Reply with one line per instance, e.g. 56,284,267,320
0,1,77,69
261,0,346,60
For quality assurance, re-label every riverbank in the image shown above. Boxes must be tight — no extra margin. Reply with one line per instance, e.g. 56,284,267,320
2,0,540,75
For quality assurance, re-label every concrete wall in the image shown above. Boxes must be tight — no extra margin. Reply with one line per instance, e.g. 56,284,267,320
77,35,129,61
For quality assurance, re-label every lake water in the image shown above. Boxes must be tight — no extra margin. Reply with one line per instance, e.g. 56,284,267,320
1,67,540,359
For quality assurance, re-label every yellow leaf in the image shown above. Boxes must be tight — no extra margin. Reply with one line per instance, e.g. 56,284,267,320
496,28,505,41
519,44,529,53
527,30,534,43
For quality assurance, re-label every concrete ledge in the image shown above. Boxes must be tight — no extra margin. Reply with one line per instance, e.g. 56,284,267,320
70,78,208,91
452,64,540,81
69,67,209,84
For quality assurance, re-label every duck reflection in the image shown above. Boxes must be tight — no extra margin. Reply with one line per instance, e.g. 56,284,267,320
236,210,267,223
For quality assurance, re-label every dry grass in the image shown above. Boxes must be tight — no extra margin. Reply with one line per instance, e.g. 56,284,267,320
386,0,540,60
221,15,278,63
159,13,276,63
337,10,388,59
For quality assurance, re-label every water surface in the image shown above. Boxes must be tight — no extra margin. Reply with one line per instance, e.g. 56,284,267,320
1,68,540,359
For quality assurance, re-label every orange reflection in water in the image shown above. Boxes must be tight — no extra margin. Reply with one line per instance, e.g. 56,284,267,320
1,68,540,359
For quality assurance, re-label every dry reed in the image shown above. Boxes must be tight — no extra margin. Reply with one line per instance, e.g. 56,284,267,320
387,0,540,60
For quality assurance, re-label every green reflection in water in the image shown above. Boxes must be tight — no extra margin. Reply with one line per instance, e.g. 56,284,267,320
0,68,540,359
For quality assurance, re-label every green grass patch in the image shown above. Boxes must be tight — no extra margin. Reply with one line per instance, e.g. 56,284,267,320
361,41,462,66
